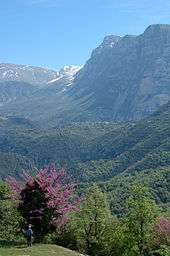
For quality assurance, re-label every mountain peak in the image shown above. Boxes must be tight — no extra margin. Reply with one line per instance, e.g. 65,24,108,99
47,65,82,84
102,35,121,47
91,35,121,57
144,24,170,35
59,65,82,76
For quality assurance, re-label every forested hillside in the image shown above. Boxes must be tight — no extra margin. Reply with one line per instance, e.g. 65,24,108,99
0,103,169,212
0,102,169,180
103,167,170,216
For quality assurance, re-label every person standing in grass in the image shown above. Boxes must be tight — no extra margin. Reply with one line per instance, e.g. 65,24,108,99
25,224,33,247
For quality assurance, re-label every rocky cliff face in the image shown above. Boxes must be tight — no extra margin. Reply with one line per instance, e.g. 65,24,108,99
70,24,170,121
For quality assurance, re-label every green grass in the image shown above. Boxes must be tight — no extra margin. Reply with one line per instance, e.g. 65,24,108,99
0,244,82,256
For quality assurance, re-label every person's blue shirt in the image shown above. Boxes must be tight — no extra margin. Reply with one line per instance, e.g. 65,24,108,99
26,228,33,238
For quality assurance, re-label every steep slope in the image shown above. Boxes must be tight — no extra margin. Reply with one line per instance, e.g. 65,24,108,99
74,101,170,182
104,167,170,216
69,24,170,122
0,81,37,107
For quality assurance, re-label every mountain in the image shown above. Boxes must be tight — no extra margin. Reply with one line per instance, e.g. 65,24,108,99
0,81,37,107
0,25,169,219
47,65,82,86
0,24,170,126
0,64,81,115
70,24,170,122
0,63,81,87
0,63,59,87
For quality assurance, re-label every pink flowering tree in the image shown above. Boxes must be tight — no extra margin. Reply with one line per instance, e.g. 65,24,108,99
6,165,81,240
154,217,170,246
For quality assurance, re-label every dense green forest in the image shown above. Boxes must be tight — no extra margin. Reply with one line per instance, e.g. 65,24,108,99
0,102,169,179
0,102,169,212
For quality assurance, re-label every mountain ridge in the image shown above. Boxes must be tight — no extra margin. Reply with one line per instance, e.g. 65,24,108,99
70,24,170,123
0,24,170,126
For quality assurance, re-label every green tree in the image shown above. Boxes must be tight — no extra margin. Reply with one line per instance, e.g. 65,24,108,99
71,184,113,255
0,182,22,241
126,184,159,256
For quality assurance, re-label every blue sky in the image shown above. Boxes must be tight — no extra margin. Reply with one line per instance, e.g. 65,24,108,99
1,0,170,70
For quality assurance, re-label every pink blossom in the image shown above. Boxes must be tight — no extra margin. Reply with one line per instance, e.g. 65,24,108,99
7,165,81,229
155,217,170,236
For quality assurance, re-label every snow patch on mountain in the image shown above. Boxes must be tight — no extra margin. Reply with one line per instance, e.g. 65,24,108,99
47,65,82,85
0,63,58,87
0,63,82,88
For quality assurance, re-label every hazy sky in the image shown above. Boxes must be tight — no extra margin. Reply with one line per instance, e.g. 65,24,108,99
1,0,170,70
